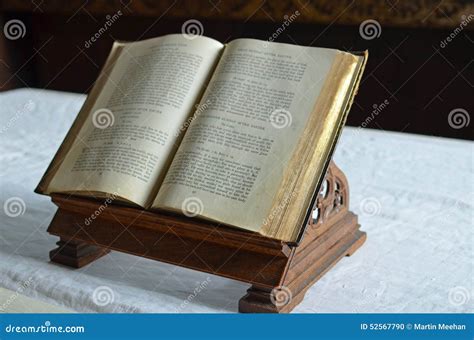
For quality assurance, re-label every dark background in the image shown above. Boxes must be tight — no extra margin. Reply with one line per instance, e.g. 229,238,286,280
1,0,473,140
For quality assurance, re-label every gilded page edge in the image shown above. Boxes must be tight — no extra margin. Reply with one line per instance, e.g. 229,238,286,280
259,51,368,243
291,51,368,244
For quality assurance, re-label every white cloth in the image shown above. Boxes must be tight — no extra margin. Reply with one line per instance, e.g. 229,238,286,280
0,287,71,313
0,88,472,313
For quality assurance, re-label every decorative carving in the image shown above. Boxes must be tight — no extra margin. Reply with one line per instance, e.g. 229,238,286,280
45,162,366,313
239,161,366,313
310,161,349,228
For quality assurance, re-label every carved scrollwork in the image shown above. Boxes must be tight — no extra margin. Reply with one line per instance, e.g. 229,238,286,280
309,161,349,228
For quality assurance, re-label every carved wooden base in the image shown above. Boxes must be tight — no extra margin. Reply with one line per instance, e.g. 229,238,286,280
50,238,110,268
239,225,366,313
45,162,365,312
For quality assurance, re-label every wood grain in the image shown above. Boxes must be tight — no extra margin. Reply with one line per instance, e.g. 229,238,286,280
46,162,366,312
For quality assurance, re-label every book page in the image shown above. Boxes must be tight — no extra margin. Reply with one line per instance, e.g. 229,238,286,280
153,39,339,231
44,34,223,207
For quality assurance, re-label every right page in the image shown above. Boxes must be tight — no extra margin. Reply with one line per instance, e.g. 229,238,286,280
153,39,365,242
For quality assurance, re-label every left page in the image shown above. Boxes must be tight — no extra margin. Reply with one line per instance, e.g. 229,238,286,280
36,34,223,207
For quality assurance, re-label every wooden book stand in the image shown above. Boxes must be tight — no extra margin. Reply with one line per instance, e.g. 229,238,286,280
46,161,365,313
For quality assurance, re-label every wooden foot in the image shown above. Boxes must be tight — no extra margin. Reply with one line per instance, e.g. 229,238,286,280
239,227,366,313
49,237,110,268
239,286,285,313
239,162,366,313
239,283,311,313
44,161,365,312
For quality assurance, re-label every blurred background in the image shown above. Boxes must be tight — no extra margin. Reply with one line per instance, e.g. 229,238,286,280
1,0,472,140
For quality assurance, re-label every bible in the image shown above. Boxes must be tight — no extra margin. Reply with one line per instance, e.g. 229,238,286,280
35,34,367,243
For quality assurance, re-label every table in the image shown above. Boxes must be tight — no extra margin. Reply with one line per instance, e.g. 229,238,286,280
0,88,472,313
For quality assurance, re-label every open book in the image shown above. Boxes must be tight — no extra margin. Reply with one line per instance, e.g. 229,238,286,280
36,34,367,243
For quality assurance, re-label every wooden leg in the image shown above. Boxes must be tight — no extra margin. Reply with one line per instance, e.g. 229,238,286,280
239,286,275,313
49,237,110,268
239,227,366,313
239,284,305,313
240,162,367,313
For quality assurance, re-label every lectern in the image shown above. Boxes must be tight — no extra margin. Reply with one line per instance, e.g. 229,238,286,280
46,161,365,313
